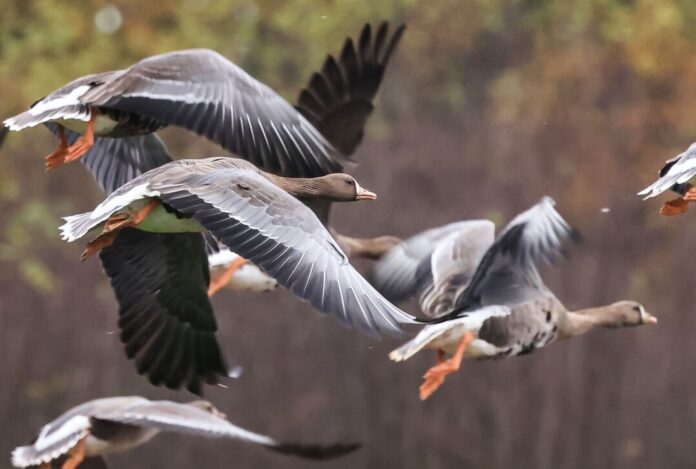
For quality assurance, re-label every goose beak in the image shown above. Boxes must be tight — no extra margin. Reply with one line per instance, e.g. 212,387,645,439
643,313,658,325
355,183,377,201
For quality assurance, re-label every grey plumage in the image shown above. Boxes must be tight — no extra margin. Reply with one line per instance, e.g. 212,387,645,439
371,221,486,303
638,142,696,199
12,397,360,468
5,50,342,178
60,158,416,385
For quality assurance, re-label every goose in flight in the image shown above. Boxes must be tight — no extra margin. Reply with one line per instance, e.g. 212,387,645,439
11,396,360,468
4,23,403,183
60,157,415,393
638,142,696,215
388,198,657,400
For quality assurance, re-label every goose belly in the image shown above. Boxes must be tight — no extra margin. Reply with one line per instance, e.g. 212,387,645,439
59,114,119,136
84,428,158,457
134,201,204,233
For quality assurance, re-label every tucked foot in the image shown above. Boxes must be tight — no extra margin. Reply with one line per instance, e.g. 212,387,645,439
660,197,689,216
44,126,69,172
61,435,86,469
63,113,96,164
208,257,248,296
103,199,161,234
419,332,474,401
81,232,118,261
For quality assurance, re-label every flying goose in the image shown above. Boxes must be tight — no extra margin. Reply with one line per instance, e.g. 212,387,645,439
638,142,696,215
4,23,403,182
60,157,416,393
38,23,406,291
11,396,359,468
388,198,657,400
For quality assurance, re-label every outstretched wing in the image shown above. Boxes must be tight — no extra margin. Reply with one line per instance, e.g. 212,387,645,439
296,22,405,156
95,400,360,460
45,123,173,194
449,197,575,315
99,228,228,395
147,162,416,337
80,49,343,177
371,221,481,303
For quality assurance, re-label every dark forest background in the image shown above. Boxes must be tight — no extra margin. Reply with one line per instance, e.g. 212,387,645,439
2,0,696,467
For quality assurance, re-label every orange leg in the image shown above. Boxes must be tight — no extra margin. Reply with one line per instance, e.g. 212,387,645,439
63,113,96,164
208,257,248,296
61,435,86,469
81,232,118,261
419,332,475,401
45,126,69,172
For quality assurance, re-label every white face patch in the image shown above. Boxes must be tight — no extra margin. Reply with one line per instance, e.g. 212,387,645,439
29,85,92,116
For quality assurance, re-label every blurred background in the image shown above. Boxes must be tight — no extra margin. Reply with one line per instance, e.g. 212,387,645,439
1,0,696,467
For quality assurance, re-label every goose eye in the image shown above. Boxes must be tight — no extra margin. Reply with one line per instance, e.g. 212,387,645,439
345,180,354,185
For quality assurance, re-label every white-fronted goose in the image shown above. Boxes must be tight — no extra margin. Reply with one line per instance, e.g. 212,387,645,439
29,23,403,197
4,51,338,176
11,396,359,468
389,198,657,400
638,142,696,215
4,23,403,182
59,157,415,393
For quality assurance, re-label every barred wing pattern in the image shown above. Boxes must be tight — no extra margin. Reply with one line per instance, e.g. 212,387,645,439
149,166,416,337
80,49,343,177
450,197,575,315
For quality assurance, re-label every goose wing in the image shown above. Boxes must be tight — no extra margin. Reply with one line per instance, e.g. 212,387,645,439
371,221,481,303
415,220,495,317
448,197,575,316
99,228,228,395
296,22,405,156
79,49,342,177
145,159,415,336
638,143,696,199
94,399,360,460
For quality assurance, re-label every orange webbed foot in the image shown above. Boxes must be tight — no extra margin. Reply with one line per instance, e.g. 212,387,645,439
45,126,69,172
81,232,118,261
418,333,475,401
660,197,689,216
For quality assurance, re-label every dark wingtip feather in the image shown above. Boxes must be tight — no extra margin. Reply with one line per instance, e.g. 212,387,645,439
269,442,362,460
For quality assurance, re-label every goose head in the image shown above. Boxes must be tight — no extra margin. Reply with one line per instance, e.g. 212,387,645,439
604,301,658,327
317,173,377,202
